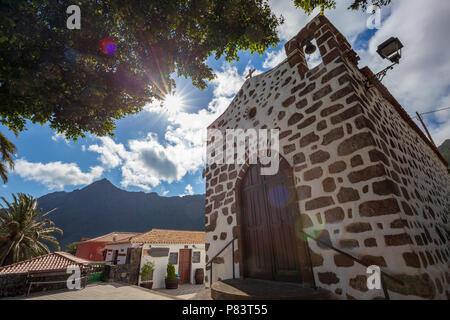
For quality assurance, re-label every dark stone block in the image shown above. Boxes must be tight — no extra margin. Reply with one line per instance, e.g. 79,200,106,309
318,272,339,285
310,150,330,165
359,198,400,217
303,167,323,181
300,132,320,147
288,113,304,126
324,207,345,223
337,187,360,203
348,164,386,183
305,196,335,210
337,132,376,156
346,222,372,233
403,252,421,268
384,233,413,246
322,127,344,146
334,254,354,267
312,85,332,101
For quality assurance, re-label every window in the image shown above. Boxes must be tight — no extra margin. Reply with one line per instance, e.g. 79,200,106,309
169,252,178,264
192,251,201,263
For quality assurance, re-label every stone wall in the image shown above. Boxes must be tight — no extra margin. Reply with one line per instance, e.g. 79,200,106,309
0,270,88,298
105,247,142,285
204,15,450,299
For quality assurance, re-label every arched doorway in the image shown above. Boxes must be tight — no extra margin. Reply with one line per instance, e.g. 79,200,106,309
239,158,312,283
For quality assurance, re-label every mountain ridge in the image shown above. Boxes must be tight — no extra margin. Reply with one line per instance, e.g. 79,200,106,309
37,179,205,248
438,139,450,168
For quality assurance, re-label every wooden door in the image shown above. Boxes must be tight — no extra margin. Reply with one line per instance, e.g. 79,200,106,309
241,159,304,282
179,249,192,284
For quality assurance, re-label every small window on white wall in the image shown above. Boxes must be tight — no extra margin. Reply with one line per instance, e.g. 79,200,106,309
169,252,178,264
192,251,201,263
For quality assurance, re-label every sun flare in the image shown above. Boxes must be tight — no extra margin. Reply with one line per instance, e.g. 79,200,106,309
163,93,185,112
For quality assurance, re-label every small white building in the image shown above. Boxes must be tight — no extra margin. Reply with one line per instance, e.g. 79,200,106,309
104,229,205,288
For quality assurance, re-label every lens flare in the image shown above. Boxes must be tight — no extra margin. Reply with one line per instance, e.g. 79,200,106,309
267,185,292,208
100,38,117,55
163,93,185,112
295,216,325,243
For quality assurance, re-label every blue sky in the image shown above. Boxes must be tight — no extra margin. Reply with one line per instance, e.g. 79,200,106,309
1,0,449,200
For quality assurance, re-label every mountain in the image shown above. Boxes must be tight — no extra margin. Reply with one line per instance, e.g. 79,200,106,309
438,139,450,168
37,179,205,248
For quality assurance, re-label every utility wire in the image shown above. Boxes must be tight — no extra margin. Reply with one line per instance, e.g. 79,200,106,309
411,106,450,119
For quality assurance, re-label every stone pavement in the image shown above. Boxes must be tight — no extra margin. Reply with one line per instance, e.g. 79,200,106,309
153,284,211,300
4,282,174,300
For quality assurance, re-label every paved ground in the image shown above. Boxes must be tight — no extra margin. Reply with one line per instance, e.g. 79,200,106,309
153,284,210,300
6,282,175,300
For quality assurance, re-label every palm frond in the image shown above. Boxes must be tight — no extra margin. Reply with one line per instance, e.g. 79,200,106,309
0,193,62,266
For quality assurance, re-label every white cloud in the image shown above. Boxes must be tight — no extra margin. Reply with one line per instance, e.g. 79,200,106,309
51,132,69,144
184,184,194,196
263,48,286,69
88,63,261,191
14,159,104,190
88,137,127,169
210,64,246,97
269,0,369,43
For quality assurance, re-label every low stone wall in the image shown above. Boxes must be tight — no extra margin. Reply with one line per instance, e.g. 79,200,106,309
0,270,88,298
105,264,139,285
0,273,28,298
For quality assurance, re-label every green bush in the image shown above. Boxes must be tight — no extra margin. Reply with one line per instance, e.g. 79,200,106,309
140,262,155,281
166,264,176,280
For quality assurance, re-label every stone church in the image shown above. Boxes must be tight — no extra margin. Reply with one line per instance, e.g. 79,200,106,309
204,15,450,299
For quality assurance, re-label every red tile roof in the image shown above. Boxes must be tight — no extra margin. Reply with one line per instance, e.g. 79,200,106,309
108,229,205,245
78,232,141,243
0,252,91,275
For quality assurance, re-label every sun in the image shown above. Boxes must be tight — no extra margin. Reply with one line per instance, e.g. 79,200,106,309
163,93,185,112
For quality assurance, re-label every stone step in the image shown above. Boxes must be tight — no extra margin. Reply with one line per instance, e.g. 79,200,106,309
211,278,334,300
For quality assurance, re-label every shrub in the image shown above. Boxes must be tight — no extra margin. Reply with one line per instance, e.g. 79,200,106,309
140,262,155,281
166,263,176,280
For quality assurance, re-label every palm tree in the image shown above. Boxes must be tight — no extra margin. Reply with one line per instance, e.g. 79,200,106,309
0,132,17,183
65,242,78,255
0,193,63,266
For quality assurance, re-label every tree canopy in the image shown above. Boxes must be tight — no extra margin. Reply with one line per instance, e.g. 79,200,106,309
0,132,16,183
0,0,283,140
294,0,391,15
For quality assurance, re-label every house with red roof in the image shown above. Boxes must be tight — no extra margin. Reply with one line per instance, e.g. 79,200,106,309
104,229,205,289
0,252,91,298
75,232,141,261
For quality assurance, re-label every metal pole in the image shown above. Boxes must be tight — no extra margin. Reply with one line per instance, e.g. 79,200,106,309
416,112,437,148
232,239,235,279
381,273,390,300
210,263,213,287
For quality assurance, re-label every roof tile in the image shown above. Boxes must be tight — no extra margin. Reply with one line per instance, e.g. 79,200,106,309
108,229,205,245
0,252,91,275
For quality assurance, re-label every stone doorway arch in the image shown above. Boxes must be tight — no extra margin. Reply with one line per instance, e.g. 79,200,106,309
236,157,315,285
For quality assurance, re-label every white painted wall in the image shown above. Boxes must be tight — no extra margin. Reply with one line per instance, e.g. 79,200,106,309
104,243,134,265
138,243,205,289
